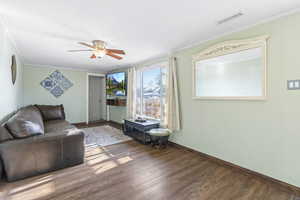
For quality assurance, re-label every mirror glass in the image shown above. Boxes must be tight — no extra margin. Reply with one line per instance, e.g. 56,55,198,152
194,47,265,98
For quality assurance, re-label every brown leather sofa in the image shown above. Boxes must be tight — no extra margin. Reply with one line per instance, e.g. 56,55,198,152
0,105,84,182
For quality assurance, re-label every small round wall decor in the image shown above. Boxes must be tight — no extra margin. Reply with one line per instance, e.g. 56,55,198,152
11,55,17,85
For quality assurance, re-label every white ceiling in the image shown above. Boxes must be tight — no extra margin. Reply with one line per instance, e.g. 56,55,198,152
0,0,300,72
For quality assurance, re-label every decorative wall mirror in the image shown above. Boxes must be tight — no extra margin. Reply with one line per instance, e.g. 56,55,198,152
11,55,17,85
192,35,269,100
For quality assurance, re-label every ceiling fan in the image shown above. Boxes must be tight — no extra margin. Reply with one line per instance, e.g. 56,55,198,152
68,40,125,60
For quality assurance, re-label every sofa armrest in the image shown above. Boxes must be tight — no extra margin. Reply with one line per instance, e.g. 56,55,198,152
0,128,85,182
0,158,2,180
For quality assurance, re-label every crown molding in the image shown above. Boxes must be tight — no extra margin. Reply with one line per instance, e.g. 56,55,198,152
24,63,106,73
133,53,169,68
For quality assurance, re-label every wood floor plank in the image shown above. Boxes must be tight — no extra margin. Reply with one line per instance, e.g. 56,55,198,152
48,148,197,200
0,140,298,200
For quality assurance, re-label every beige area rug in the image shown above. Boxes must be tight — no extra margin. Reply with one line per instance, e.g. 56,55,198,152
83,125,131,147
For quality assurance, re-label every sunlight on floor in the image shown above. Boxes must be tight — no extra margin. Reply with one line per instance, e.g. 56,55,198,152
3,146,135,200
86,153,110,165
88,146,134,175
117,156,133,164
90,155,134,174
9,178,55,200
92,160,118,174
85,146,105,156
9,176,53,194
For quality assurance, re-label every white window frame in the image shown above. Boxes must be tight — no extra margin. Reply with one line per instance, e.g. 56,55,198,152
136,62,167,122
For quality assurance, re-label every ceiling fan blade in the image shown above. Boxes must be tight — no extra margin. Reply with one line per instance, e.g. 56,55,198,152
68,50,93,52
78,42,95,49
106,49,125,55
106,52,123,60
90,54,97,59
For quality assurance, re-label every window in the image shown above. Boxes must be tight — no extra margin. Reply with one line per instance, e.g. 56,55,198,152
136,63,167,121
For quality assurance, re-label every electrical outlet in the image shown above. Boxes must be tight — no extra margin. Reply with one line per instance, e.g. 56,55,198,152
287,80,300,90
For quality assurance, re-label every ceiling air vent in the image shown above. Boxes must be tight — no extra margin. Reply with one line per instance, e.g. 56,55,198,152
217,12,243,25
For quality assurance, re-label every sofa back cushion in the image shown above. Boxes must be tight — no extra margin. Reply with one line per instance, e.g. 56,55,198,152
35,105,66,121
6,106,45,138
0,125,13,143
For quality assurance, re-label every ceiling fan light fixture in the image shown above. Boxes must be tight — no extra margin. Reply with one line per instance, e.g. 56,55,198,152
90,54,97,59
94,49,106,58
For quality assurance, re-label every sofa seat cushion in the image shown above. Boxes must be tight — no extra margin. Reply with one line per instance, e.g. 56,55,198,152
0,125,13,143
36,105,66,121
6,106,45,139
44,120,75,133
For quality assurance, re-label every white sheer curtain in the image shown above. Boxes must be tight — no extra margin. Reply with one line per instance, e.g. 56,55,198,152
165,56,181,131
126,67,136,119
126,58,181,131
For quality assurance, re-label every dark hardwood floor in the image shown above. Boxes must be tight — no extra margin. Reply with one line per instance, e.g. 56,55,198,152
0,140,299,200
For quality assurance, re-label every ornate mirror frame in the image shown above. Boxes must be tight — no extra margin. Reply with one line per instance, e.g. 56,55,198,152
11,55,17,85
192,35,269,100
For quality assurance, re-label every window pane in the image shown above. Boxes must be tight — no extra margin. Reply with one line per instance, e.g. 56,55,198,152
142,67,161,119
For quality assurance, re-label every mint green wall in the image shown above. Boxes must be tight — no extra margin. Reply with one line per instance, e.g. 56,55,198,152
169,12,300,187
109,12,300,187
23,66,87,123
0,22,23,120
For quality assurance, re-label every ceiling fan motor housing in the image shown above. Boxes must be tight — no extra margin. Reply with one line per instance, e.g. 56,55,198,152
92,40,106,49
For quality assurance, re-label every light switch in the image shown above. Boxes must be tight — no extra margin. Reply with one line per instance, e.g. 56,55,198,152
295,80,300,89
288,80,300,90
288,81,294,89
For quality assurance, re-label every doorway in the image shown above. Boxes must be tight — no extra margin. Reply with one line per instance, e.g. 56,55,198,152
87,73,106,124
